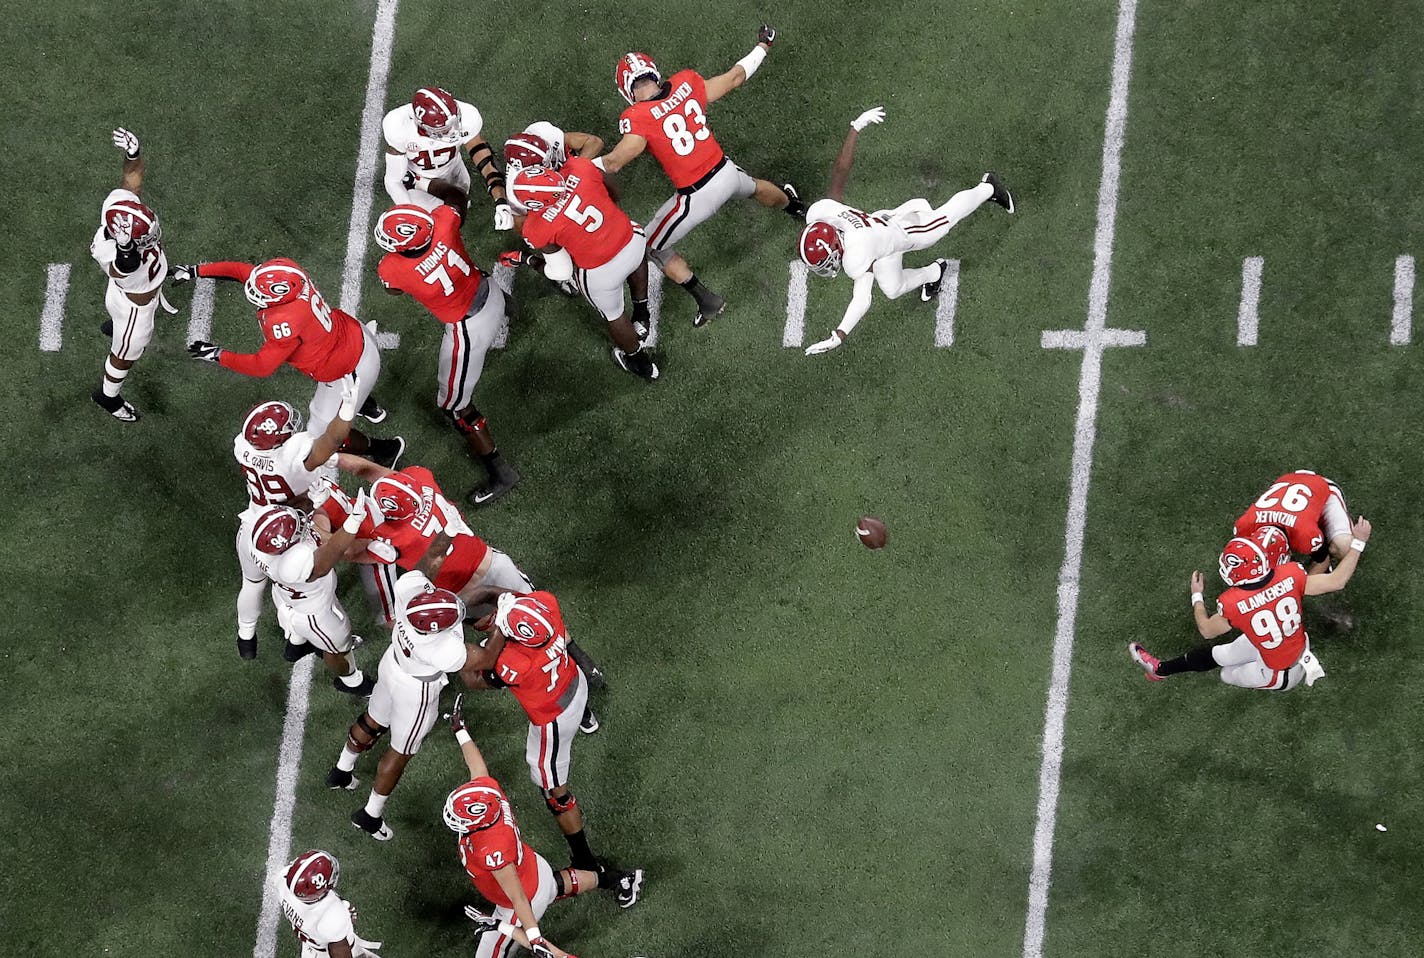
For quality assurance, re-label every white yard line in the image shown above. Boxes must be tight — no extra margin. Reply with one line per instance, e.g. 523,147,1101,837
645,269,663,348
39,263,71,352
933,259,960,348
373,329,402,350
186,278,216,343
254,2,400,956
491,262,515,349
783,259,808,347
1024,1,1143,956
1391,254,1414,346
1236,256,1263,347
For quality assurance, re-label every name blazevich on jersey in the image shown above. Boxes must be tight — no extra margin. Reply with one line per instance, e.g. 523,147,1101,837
1235,574,1300,615
649,81,694,120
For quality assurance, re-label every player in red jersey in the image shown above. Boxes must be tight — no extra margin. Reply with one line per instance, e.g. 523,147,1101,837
176,258,404,465
1129,517,1372,691
444,698,643,958
1231,470,1352,572
375,182,520,506
500,163,660,381
596,25,807,326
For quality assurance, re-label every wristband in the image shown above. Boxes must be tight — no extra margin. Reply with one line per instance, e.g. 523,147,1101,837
593,156,607,172
1350,538,1365,553
342,511,364,534
1191,592,1204,607
455,729,472,745
525,926,541,941
736,45,768,80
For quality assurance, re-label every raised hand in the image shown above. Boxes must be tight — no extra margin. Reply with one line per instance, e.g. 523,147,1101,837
851,107,886,132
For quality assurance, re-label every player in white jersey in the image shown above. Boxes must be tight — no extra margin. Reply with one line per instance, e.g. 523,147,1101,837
797,108,1015,355
325,571,485,842
275,849,383,958
382,86,513,231
248,491,376,697
233,380,359,659
90,128,175,422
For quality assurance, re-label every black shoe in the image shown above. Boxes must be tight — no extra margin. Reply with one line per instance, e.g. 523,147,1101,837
568,640,606,690
358,395,388,424
692,292,726,328
782,182,807,220
468,462,521,507
91,389,140,423
100,319,113,337
612,347,660,381
351,808,393,841
326,767,359,790
237,636,258,660
557,279,579,297
283,638,318,663
615,868,645,908
369,436,406,468
334,673,376,696
579,707,600,735
920,259,950,303
982,172,1015,214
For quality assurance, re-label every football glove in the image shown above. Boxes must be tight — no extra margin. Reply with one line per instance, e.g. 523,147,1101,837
496,250,525,269
528,937,557,958
462,906,501,933
758,23,777,46
804,331,845,356
449,692,468,735
342,490,369,534
493,201,514,232
170,264,201,285
401,170,416,190
850,107,886,132
111,127,140,159
108,213,135,247
188,340,223,363
337,374,361,421
367,538,398,563
307,477,336,509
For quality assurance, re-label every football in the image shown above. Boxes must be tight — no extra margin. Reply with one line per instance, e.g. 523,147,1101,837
855,516,887,550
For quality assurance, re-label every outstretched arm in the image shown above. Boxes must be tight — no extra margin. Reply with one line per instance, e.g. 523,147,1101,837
565,130,604,158
705,24,777,102
594,132,647,175
1188,571,1233,638
1306,517,1372,595
112,128,144,193
806,274,875,355
826,108,885,202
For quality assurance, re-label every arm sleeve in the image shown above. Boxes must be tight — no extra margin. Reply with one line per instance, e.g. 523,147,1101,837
219,336,300,378
198,261,256,282
836,275,876,336
383,150,412,205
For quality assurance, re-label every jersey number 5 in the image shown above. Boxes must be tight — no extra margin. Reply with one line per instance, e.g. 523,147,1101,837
562,196,604,234
662,100,710,157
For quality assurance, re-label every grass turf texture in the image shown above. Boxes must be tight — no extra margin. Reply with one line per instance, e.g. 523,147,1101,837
1,1,1420,957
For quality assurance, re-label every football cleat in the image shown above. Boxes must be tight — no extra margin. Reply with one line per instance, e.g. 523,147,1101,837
357,395,388,424
1127,642,1164,682
351,808,393,841
615,868,645,908
692,292,726,328
333,673,376,697
579,707,600,735
237,636,258,660
91,389,140,422
283,638,319,663
467,462,521,508
568,640,606,690
325,767,359,791
612,347,660,381
982,172,1015,214
920,259,951,302
368,436,406,469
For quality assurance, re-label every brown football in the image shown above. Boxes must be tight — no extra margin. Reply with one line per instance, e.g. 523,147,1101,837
855,516,887,550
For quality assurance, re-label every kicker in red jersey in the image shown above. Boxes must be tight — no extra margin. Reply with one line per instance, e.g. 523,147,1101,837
619,69,724,188
1232,471,1334,557
521,157,635,269
1218,562,1309,670
377,206,486,323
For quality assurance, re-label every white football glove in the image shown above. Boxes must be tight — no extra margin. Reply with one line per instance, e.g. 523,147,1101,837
367,538,398,563
109,211,135,247
463,905,504,933
342,490,369,534
493,201,514,231
338,374,361,421
850,107,886,132
112,127,141,158
170,264,200,285
804,332,845,356
307,477,336,509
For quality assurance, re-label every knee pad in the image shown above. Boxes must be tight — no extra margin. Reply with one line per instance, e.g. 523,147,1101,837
443,406,486,436
544,789,578,816
348,713,387,752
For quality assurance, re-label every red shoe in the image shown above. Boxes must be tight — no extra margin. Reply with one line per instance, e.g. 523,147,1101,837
1128,642,1164,682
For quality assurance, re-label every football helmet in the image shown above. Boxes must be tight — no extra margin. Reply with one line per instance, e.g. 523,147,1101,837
443,780,505,834
242,400,302,451
1219,536,1271,587
284,849,340,904
616,52,661,104
1252,526,1291,568
506,166,567,213
411,87,462,141
103,198,162,250
404,586,466,635
253,506,311,556
374,205,436,254
371,472,423,522
244,260,308,309
799,222,844,278
504,131,560,172
494,592,559,648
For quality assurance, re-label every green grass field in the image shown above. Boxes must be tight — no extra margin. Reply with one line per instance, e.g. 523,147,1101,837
4,1,1422,956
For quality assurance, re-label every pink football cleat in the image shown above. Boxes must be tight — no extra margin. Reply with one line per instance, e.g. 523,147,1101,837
1128,642,1164,682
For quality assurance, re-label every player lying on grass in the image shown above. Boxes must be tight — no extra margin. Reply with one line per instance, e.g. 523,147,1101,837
799,108,1014,355
1129,518,1371,691
445,695,643,958
275,849,383,958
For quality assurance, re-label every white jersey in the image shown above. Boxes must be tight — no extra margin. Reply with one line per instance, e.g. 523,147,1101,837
390,572,468,680
234,431,338,512
273,873,356,954
524,120,567,167
91,189,167,294
383,101,483,178
252,535,339,615
805,198,910,279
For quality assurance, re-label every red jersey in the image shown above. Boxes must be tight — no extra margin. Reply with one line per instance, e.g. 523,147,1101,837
1218,561,1310,670
200,259,365,383
619,69,724,189
455,777,542,909
377,205,486,323
319,466,488,589
1232,471,1334,557
494,592,578,724
521,157,634,269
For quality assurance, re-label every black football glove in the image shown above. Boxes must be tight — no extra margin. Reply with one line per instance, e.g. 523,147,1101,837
448,692,467,736
170,264,201,285
528,937,557,958
401,170,416,190
188,340,223,363
758,23,776,46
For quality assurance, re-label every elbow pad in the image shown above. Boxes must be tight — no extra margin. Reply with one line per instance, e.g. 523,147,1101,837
541,248,574,282
736,46,767,80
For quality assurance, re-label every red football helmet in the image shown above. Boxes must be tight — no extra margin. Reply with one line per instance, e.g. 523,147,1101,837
404,586,466,635
244,260,308,309
103,198,162,250
506,166,567,213
411,87,462,140
1219,536,1271,587
284,849,340,904
371,473,423,522
616,52,661,104
799,222,844,278
253,506,310,556
241,400,302,450
374,205,436,254
443,780,506,834
504,132,559,172
494,592,559,648
1252,526,1291,567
